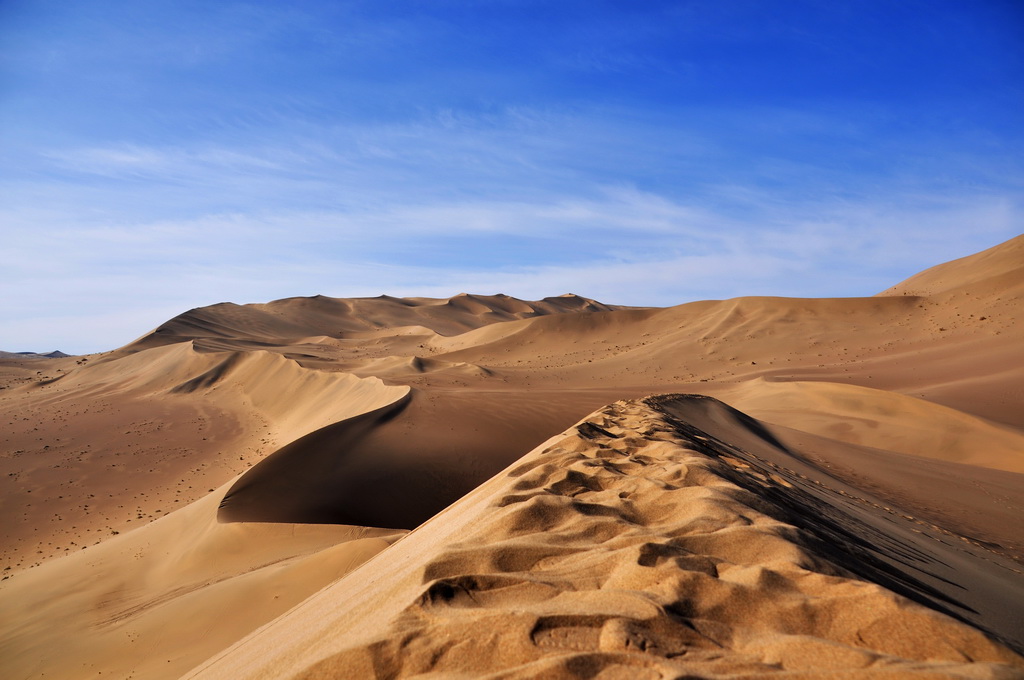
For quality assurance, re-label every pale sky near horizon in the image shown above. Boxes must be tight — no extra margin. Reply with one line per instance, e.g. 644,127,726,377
2,0,1022,354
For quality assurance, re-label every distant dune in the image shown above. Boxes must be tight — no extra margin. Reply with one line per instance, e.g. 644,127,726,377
0,350,70,359
1,235,1022,678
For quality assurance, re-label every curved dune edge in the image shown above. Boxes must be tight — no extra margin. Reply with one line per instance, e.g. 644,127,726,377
218,394,414,525
0,481,407,680
24,341,410,447
215,386,641,530
185,396,1024,680
0,341,410,571
69,341,411,442
714,379,1024,473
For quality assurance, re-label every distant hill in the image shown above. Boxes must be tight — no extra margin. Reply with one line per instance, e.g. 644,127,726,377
120,292,633,355
0,350,72,359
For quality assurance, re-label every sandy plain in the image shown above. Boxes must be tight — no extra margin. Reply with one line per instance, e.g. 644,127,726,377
1,236,1022,678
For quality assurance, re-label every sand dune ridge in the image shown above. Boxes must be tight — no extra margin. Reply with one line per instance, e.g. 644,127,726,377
185,395,1024,679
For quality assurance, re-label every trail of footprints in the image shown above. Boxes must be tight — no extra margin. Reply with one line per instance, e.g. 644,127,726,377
310,399,1021,679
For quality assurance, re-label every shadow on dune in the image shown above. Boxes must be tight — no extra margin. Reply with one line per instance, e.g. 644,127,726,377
218,388,1024,653
649,394,1024,655
219,395,419,528
218,388,618,530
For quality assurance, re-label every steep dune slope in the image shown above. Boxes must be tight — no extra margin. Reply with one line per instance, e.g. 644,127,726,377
218,386,642,529
185,397,1024,679
715,379,1024,473
879,234,1024,297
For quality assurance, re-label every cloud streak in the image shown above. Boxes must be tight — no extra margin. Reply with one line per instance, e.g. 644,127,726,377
1,1,1021,353
2,182,1017,353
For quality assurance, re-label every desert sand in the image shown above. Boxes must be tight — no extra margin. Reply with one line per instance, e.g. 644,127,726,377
1,236,1023,678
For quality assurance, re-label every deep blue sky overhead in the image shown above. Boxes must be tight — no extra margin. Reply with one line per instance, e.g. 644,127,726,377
2,0,1022,353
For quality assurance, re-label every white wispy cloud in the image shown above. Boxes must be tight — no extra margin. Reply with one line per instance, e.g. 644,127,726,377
2,178,1018,354
3,1,1022,354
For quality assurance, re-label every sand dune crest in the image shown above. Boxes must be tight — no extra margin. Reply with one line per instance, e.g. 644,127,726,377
716,379,1024,473
186,396,1024,679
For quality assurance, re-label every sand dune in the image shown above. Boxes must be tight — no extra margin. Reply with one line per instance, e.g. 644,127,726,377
122,293,625,357
714,379,1024,473
0,481,404,680
879,233,1024,297
186,397,1024,679
218,386,640,529
2,236,1023,678
0,342,406,572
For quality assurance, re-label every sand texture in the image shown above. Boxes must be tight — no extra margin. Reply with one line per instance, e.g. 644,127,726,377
1,236,1023,678
186,396,1023,679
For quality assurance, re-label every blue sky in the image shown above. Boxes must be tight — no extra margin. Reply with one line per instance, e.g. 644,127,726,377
2,0,1022,353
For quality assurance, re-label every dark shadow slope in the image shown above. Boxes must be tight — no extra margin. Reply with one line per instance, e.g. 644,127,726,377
219,387,632,529
649,394,1024,655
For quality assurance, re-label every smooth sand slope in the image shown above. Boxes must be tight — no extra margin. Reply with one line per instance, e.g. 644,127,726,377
1,235,1022,678
0,342,408,571
0,487,405,680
